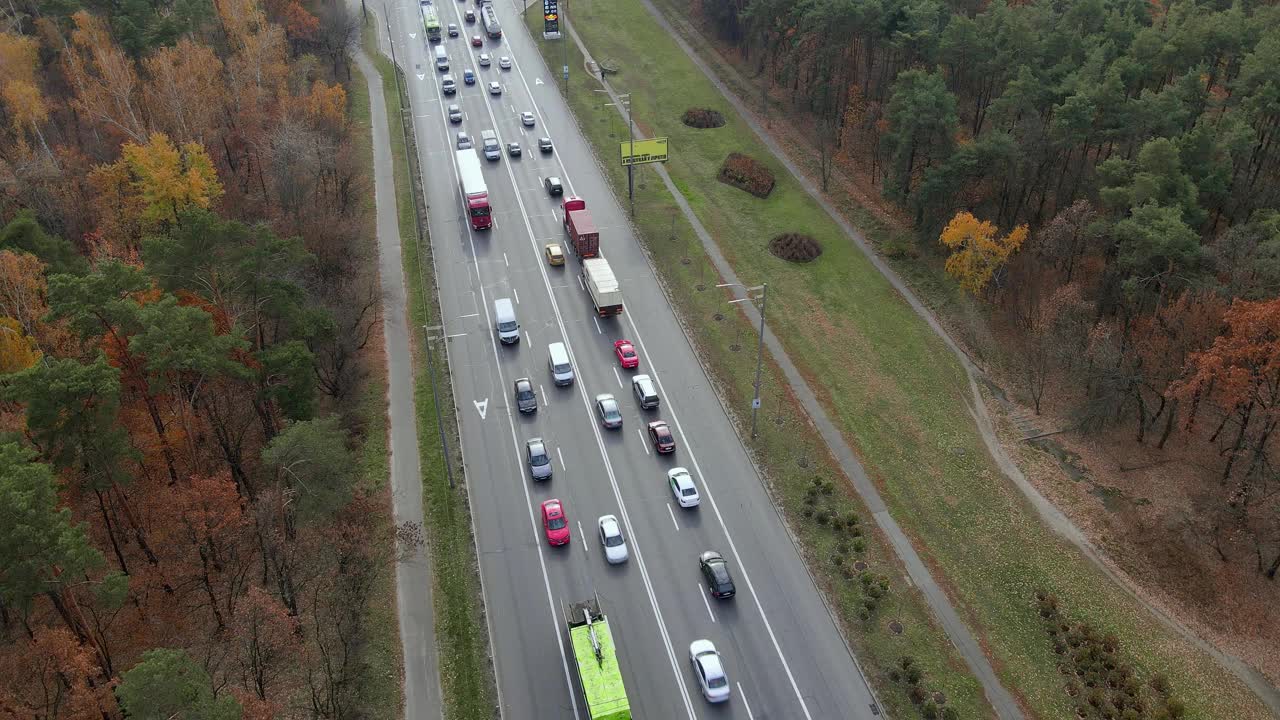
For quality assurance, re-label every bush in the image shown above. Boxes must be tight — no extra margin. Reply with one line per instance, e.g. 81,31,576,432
922,700,940,719
801,507,814,518
717,152,775,198
681,107,726,129
815,509,830,525
768,233,823,263
852,538,866,553
941,708,959,720
845,512,860,526
908,685,927,705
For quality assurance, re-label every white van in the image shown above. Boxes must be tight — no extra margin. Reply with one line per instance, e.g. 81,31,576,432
434,45,449,71
548,342,574,386
494,298,519,344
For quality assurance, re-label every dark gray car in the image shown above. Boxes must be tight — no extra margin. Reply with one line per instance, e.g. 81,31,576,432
545,176,563,196
526,438,552,480
447,104,463,123
595,393,622,429
515,378,537,414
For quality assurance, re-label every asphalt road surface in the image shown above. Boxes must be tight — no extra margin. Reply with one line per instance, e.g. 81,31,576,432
382,1,883,717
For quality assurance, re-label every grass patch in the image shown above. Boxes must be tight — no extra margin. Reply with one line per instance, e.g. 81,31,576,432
526,3,1271,719
346,51,403,719
363,23,497,720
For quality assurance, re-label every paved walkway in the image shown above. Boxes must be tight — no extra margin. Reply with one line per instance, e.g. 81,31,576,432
565,10,1025,720
354,46,445,720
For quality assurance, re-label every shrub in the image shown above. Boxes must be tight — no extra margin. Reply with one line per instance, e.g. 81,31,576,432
717,152,775,198
681,107,726,129
941,708,959,720
908,685,927,705
845,512,860,526
801,507,814,518
815,509,830,525
768,233,823,263
922,700,940,719
852,538,866,553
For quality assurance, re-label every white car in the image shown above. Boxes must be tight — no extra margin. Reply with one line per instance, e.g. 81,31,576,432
498,55,511,69
597,515,628,564
689,639,730,703
520,111,536,127
668,467,700,508
488,81,502,95
478,52,491,67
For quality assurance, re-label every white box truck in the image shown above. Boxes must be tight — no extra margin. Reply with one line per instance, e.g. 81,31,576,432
581,257,622,316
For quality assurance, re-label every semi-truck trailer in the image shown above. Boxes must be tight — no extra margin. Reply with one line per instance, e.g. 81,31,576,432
456,149,491,230
562,196,600,258
582,257,622,316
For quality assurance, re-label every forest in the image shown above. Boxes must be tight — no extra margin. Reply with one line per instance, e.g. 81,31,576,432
700,0,1280,581
0,0,390,715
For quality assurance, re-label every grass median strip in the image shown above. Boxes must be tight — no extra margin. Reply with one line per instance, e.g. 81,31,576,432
525,3,1271,719
364,25,497,720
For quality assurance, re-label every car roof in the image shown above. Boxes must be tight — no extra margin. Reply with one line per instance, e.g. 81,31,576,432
542,499,561,513
599,515,619,532
699,652,725,679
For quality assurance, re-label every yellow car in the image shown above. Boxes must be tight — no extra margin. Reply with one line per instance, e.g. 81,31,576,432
544,243,565,266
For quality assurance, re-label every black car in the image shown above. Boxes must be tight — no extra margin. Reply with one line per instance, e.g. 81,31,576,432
699,551,736,599
514,377,537,414
545,176,563,196
538,136,553,154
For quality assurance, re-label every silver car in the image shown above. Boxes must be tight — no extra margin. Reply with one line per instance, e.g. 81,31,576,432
498,55,511,69
456,131,472,149
478,52,491,67
526,438,552,480
597,515,628,564
488,81,502,95
520,111,536,127
595,393,622,429
689,640,730,703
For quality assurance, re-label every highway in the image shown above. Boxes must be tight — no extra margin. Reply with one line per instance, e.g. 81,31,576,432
383,0,882,716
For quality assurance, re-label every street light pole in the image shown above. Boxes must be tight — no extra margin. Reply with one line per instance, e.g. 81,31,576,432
718,282,768,438
627,92,635,218
423,324,456,489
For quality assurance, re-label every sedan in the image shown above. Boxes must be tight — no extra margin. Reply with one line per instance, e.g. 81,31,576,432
470,34,483,47
647,421,675,453
541,499,570,546
595,393,623,429
488,81,502,95
538,136,553,153
447,104,462,123
613,339,638,369
478,52,491,67
499,55,511,69
668,467,700,508
689,640,730,703
520,111,536,127
545,176,563,196
514,377,537,414
699,551,736,598
507,142,521,157
456,131,472,149
544,242,565,266
597,515,628,564
447,22,458,36
526,437,552,481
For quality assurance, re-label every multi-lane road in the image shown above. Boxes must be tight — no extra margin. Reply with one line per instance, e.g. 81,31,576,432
384,1,882,716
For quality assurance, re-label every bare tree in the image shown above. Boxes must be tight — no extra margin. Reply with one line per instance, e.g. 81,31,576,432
315,3,360,80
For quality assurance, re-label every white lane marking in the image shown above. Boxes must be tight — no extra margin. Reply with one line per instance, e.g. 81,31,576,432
699,585,716,623
447,332,467,338
577,272,585,291
513,287,520,304
637,428,650,455
504,251,509,267
418,52,583,720
557,446,566,471
458,312,480,318
578,521,586,554
473,398,489,419
524,330,532,345
667,504,679,531
612,366,622,388
738,683,756,719
540,384,547,406
592,316,602,334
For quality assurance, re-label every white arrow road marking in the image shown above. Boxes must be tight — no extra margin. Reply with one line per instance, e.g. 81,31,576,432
417,73,426,80
474,398,489,419
535,77,544,85
409,32,417,39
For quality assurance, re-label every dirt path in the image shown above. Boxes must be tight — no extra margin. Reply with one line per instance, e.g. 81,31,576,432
645,5,1280,716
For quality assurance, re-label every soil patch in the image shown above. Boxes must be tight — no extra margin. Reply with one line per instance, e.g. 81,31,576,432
768,233,822,263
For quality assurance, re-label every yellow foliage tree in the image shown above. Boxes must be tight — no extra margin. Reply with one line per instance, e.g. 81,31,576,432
939,212,1028,294
304,80,347,131
0,317,41,374
92,132,224,228
0,31,52,158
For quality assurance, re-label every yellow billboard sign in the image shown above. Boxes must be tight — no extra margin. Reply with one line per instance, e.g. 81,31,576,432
620,137,668,166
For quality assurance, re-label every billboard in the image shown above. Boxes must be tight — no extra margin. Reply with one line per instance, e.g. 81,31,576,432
619,137,669,166
543,0,559,36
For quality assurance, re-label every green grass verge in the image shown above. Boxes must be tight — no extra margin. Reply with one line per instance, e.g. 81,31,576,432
362,23,497,720
346,52,403,719
524,4,1271,719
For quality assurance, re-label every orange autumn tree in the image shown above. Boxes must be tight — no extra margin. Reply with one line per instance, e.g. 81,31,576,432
939,211,1029,294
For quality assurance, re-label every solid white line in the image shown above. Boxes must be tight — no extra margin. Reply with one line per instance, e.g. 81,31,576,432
667,503,679,531
540,384,547,405
557,446,566,471
446,332,467,338
577,273,585,291
592,316,602,334
637,428,650,455
699,585,716,623
513,287,520,304
613,366,623,388
578,521,586,554
738,683,756,719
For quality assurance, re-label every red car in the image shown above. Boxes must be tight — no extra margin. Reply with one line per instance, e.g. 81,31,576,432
471,34,483,47
648,420,676,453
614,339,639,369
541,499,570,546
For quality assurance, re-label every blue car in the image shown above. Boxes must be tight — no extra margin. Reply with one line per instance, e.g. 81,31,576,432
463,68,476,85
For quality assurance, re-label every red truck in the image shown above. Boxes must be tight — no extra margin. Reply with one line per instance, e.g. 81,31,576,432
456,148,491,230
562,196,599,258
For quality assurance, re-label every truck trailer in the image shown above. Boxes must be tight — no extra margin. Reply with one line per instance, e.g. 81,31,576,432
562,196,600,258
581,257,622,316
455,149,491,230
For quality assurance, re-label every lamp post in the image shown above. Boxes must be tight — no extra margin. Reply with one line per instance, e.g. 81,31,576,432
717,282,768,438
600,91,634,217
423,324,455,489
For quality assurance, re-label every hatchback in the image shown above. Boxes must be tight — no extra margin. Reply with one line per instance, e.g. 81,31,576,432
514,377,537,413
545,176,563,196
647,420,675,453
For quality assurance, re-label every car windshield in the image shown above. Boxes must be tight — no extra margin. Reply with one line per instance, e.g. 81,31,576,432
548,517,566,530
604,405,620,418
530,451,548,465
518,390,533,400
